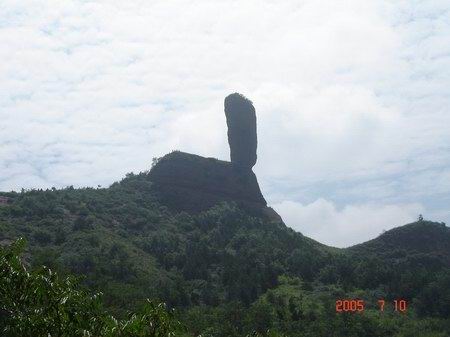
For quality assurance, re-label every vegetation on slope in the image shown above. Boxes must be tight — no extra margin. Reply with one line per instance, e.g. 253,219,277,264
0,171,329,313
1,171,449,336
0,239,182,337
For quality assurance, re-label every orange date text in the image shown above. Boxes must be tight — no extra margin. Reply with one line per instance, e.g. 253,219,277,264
335,299,407,313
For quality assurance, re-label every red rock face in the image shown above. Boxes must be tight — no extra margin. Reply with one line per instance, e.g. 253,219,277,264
147,94,278,219
224,93,257,168
148,151,266,214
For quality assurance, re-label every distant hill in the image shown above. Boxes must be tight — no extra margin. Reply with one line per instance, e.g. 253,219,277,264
348,221,450,266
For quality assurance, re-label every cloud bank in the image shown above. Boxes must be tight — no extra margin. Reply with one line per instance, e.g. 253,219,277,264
274,199,423,248
1,0,449,246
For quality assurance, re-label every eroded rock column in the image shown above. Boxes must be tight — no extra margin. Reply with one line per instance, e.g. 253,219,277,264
224,93,257,168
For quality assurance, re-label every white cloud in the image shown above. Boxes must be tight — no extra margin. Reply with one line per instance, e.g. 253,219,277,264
0,0,449,245
274,199,424,248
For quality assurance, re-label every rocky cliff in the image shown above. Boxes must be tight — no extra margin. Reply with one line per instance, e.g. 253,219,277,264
148,93,277,218
148,151,266,213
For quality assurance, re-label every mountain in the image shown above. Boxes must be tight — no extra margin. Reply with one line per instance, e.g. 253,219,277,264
349,220,450,266
1,93,449,336
1,92,334,315
1,174,449,336
0,171,331,309
148,151,267,214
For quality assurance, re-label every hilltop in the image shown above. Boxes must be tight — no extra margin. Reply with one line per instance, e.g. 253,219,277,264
349,220,450,266
148,151,267,213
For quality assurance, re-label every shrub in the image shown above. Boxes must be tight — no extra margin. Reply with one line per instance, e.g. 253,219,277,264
33,230,52,245
0,239,183,337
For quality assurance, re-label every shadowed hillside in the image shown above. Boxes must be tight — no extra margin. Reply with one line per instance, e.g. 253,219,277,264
349,220,450,266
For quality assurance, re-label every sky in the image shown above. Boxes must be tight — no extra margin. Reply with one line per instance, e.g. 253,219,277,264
1,0,449,247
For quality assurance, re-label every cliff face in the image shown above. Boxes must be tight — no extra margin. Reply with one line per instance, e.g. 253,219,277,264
148,93,277,217
148,151,266,213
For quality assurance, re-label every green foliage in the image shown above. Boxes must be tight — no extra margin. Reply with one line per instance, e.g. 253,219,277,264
33,230,53,245
415,270,450,318
0,239,182,337
1,173,450,336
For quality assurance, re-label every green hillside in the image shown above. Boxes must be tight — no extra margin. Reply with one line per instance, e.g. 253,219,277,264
349,220,450,264
0,171,330,311
1,171,449,336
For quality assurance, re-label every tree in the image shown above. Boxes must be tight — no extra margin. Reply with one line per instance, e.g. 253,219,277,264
0,239,183,337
